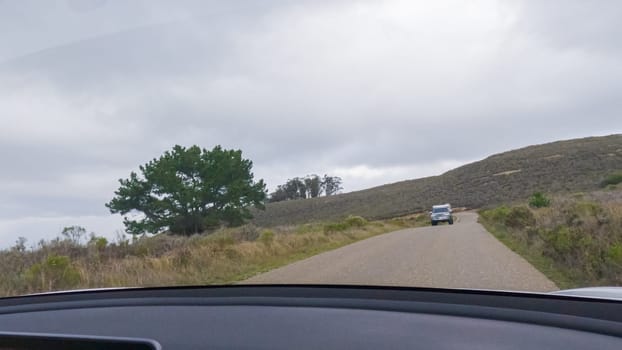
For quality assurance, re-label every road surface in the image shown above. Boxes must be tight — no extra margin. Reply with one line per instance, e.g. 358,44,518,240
244,212,558,292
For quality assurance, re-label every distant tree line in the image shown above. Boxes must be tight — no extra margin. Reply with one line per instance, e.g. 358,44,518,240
269,174,343,202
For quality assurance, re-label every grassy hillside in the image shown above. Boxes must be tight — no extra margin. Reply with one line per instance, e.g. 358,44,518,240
253,134,622,226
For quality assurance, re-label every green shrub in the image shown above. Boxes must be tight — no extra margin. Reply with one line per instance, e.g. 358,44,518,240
606,243,622,266
24,255,81,291
88,236,108,251
323,222,349,234
344,215,367,227
259,230,275,245
528,192,551,208
95,237,108,250
480,206,510,223
600,172,622,188
504,206,536,229
564,201,608,226
540,226,574,257
295,224,313,234
323,216,368,234
573,201,602,216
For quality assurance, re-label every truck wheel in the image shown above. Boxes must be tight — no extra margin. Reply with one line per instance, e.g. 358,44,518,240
431,221,437,226
449,218,454,225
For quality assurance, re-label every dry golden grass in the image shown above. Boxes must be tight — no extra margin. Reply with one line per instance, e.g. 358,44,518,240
0,215,427,297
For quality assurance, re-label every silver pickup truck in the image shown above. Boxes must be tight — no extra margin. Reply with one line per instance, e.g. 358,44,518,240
430,204,454,226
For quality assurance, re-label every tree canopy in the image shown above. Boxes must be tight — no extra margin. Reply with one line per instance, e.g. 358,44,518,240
106,145,267,235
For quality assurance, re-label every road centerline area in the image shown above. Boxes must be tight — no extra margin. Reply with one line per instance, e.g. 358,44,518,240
243,212,558,292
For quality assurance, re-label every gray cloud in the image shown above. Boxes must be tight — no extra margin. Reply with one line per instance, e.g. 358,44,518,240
1,0,621,246
514,1,622,54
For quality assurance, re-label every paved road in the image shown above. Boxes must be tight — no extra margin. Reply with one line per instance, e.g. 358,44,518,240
244,212,558,292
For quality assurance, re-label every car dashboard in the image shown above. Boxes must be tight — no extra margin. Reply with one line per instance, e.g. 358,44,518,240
0,285,621,349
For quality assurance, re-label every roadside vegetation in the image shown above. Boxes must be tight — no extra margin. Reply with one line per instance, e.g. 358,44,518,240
479,189,622,289
600,172,622,189
0,215,428,297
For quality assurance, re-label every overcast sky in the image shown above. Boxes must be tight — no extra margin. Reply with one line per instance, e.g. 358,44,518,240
1,0,621,248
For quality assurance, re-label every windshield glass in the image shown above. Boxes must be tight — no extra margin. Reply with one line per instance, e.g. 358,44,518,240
1,0,621,298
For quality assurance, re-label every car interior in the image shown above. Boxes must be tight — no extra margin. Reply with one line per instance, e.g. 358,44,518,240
0,285,621,350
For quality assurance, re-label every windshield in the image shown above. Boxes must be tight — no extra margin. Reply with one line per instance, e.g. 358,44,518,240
1,0,621,298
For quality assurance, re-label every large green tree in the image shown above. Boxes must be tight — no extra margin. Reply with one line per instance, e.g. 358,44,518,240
106,145,267,235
